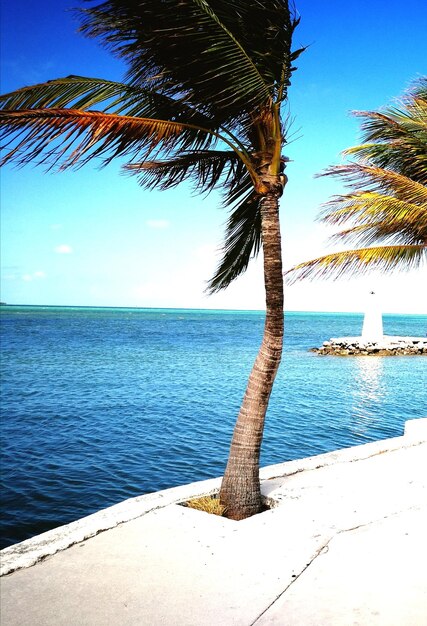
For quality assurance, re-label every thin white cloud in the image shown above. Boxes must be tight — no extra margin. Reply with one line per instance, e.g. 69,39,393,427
54,244,73,254
146,219,170,229
21,271,47,282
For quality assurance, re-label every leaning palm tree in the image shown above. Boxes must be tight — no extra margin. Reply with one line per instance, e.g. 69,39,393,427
0,1,304,520
286,78,427,282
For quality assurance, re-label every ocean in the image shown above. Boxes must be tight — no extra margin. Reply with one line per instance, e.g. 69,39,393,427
1,305,426,548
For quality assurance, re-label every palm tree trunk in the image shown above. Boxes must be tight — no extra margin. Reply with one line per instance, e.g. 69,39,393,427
219,187,284,520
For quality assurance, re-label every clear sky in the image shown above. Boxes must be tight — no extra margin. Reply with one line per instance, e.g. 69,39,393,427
1,0,426,313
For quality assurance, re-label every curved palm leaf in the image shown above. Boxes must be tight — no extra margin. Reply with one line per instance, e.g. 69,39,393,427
0,108,215,169
329,220,425,247
125,149,240,192
328,206,427,246
319,193,423,227
208,190,262,293
0,76,215,127
345,142,427,185
319,164,427,205
286,245,426,283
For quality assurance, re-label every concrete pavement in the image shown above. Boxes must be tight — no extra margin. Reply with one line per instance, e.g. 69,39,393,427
1,418,426,625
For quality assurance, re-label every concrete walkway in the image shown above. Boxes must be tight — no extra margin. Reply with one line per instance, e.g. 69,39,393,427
1,418,426,625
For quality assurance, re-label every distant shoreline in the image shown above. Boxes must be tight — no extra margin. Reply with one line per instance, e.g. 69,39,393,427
1,303,426,318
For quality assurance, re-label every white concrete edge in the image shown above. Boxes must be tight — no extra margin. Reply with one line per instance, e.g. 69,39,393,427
0,477,222,577
1,418,426,576
260,417,427,481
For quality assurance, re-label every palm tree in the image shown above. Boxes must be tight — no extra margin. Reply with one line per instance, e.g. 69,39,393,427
285,78,427,282
0,1,304,520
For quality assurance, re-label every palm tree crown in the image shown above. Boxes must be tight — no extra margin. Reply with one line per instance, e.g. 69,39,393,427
285,78,427,282
1,0,302,292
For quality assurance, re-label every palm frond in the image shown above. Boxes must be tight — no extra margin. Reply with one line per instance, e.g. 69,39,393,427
0,76,138,112
0,108,215,169
0,75,215,127
410,76,427,99
77,0,300,121
329,220,426,247
290,79,427,284
342,81,427,184
124,149,240,193
352,109,427,144
319,164,427,205
344,142,427,185
319,193,427,237
207,188,262,293
285,245,427,283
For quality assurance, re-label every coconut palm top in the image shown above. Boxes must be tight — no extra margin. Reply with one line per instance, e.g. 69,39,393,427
0,1,304,293
285,78,427,282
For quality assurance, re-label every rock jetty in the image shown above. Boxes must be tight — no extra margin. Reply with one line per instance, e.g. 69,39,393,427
312,336,427,356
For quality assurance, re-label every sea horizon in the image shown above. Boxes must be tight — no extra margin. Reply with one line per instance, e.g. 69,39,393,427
1,302,426,318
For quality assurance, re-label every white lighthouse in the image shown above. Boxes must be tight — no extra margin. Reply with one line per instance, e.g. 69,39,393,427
361,291,384,342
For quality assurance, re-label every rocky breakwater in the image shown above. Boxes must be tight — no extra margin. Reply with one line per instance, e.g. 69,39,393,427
312,336,427,356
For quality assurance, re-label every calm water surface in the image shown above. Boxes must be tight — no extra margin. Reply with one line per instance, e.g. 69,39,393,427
1,305,426,547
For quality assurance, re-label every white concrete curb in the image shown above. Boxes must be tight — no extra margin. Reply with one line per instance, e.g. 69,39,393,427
0,477,222,576
261,417,427,481
1,418,426,576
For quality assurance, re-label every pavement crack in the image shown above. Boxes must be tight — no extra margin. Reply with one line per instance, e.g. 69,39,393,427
250,537,333,625
335,504,422,537
250,505,422,625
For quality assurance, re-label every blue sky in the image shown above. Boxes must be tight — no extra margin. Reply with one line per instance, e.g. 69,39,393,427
1,0,426,313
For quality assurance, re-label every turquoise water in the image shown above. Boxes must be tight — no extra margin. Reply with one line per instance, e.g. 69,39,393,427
1,305,426,547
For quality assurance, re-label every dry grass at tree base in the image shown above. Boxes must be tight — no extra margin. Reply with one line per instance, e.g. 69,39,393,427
184,496,227,517
183,496,272,518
